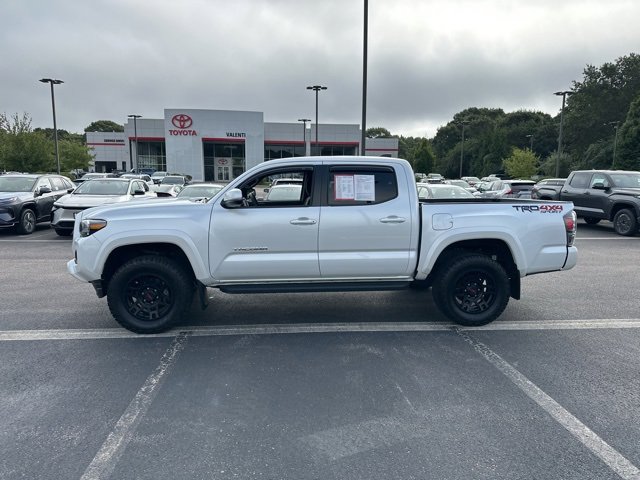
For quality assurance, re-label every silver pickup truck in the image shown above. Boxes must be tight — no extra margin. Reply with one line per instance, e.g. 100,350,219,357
68,157,578,333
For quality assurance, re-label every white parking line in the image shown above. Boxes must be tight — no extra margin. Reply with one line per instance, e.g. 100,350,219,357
577,237,639,241
80,332,189,480
456,329,640,480
1,318,640,341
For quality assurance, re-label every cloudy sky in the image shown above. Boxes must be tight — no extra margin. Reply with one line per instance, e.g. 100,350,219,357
2,0,639,138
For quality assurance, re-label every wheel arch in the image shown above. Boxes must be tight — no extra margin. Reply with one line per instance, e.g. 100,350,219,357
426,239,521,300
102,243,197,294
609,201,640,221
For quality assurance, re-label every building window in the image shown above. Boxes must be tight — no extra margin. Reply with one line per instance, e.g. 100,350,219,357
136,141,166,172
311,144,358,156
203,142,246,182
264,143,306,161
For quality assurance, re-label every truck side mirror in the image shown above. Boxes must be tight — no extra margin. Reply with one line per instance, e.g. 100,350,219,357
591,182,607,190
221,188,244,208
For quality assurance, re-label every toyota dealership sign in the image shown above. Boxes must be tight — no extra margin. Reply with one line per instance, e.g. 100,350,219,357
169,114,197,136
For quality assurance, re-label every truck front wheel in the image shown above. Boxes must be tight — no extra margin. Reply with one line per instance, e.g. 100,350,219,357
107,255,193,333
432,254,510,327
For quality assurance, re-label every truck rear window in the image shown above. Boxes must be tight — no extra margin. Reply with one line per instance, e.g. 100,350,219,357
328,167,398,206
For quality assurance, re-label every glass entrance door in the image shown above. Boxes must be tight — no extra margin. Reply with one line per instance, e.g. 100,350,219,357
216,165,230,181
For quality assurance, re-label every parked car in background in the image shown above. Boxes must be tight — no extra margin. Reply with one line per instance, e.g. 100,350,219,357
0,173,75,234
426,173,445,184
121,173,153,183
461,176,480,186
264,183,303,202
531,178,566,200
150,171,168,185
154,175,190,197
475,179,535,198
445,179,476,194
51,178,157,236
74,172,118,186
558,170,640,236
175,183,225,201
417,182,476,200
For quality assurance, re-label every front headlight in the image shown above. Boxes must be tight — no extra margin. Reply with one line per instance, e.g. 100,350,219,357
0,196,19,204
79,219,107,237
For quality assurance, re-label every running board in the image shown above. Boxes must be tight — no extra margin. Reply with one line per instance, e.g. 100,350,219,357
218,281,411,294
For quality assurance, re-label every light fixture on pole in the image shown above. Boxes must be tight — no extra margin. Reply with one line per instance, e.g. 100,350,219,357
554,90,572,177
128,114,142,172
39,78,64,174
526,134,534,151
606,121,621,169
306,85,327,155
458,120,470,178
298,118,311,155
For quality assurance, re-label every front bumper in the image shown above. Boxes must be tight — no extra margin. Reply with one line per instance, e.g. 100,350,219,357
51,207,84,231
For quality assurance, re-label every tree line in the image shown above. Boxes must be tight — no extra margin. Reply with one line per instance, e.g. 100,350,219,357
370,52,640,179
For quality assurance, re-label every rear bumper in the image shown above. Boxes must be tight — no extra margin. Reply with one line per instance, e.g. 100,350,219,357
563,246,578,270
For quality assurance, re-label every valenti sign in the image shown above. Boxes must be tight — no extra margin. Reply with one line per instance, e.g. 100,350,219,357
169,114,197,136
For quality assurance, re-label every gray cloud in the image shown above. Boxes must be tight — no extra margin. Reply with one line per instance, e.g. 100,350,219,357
2,0,638,138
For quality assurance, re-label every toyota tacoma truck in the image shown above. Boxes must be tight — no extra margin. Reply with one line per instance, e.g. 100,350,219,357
67,157,578,333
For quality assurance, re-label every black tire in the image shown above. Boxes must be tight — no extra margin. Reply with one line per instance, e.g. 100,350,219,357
17,209,36,235
583,217,601,225
54,228,72,237
432,254,510,327
613,209,637,236
107,255,194,333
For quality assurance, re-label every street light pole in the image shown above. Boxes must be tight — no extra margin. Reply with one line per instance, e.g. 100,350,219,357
306,85,327,155
607,121,621,169
526,134,534,151
458,121,469,178
298,118,311,155
554,90,572,177
128,114,142,172
361,0,368,156
39,78,64,174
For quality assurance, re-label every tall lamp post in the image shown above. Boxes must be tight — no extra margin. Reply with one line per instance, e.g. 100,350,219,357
361,0,368,156
606,121,621,169
306,85,327,155
39,78,64,174
128,114,142,172
526,134,534,151
298,118,311,155
458,121,469,178
554,90,572,177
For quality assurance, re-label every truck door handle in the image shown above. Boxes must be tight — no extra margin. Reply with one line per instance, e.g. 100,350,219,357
290,217,317,225
379,216,406,224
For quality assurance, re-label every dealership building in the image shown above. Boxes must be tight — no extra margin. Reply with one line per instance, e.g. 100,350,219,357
86,108,399,182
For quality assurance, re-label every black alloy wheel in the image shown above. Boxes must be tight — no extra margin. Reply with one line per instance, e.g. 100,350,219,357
107,255,193,333
613,209,637,236
432,254,510,327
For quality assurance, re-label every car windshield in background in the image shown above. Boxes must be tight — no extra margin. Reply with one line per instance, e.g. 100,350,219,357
611,173,640,188
73,180,130,195
161,176,185,185
429,185,475,199
177,185,224,199
0,177,36,192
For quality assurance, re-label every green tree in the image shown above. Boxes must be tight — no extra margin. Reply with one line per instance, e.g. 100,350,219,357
564,53,640,160
502,148,537,179
411,138,435,174
84,120,124,132
59,140,93,172
616,94,640,170
2,131,54,172
539,152,572,178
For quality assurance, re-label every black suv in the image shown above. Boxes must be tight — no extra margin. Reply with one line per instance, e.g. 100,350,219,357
559,170,640,236
0,174,74,234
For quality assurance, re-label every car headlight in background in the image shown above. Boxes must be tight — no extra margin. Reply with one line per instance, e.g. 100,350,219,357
0,196,18,204
79,219,107,237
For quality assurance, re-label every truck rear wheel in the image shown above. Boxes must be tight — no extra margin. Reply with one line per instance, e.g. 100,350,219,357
432,254,510,327
613,209,637,236
107,255,193,333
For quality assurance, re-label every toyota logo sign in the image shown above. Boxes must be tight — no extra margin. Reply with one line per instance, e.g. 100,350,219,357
171,114,193,129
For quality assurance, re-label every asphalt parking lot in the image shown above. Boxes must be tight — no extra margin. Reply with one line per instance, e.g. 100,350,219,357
1,220,639,479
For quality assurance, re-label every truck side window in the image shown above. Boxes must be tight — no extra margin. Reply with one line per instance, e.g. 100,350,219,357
240,168,313,207
328,167,397,206
568,172,591,188
590,174,609,188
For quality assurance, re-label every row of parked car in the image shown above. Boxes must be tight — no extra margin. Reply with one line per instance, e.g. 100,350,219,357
0,172,225,236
